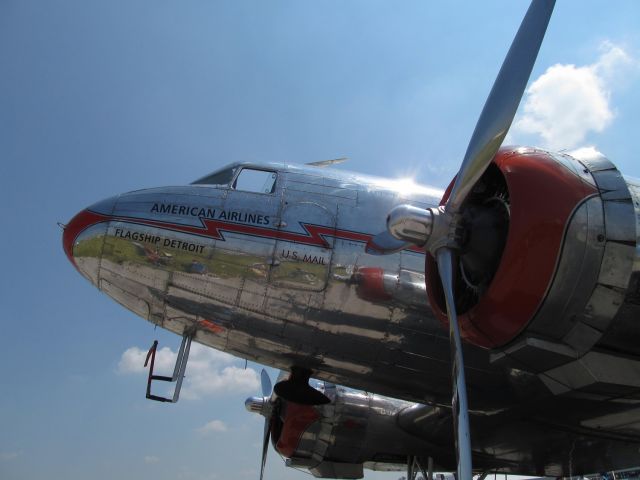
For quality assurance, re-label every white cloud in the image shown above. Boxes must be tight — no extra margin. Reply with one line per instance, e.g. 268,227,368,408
511,42,635,150
0,452,19,461
566,145,604,162
117,343,259,399
144,455,160,464
196,419,228,435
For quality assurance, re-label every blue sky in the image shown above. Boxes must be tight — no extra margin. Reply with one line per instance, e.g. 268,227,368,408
1,1,640,479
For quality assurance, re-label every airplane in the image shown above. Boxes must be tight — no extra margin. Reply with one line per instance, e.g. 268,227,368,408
61,1,640,478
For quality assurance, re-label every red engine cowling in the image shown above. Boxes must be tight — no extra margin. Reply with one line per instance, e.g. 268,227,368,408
270,382,440,479
426,147,638,371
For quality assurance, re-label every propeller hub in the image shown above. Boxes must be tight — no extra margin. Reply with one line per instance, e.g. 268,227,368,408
387,204,434,245
387,204,460,255
245,395,267,415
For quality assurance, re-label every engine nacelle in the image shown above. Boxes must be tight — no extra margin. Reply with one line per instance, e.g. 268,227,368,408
269,381,439,479
426,147,640,397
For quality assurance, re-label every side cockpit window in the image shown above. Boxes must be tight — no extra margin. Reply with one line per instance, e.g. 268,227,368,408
233,168,277,194
191,167,237,186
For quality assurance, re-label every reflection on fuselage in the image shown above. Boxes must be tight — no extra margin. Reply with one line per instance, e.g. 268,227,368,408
67,163,500,404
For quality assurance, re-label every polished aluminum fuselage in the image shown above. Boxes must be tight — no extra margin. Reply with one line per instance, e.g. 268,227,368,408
73,163,488,403
67,157,640,475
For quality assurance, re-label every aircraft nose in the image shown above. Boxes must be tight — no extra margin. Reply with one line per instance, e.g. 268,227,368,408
62,196,118,284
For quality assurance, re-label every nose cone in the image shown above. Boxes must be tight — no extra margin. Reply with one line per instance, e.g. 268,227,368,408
62,196,118,284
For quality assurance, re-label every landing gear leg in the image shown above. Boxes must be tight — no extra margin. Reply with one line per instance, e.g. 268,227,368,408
407,455,417,480
414,457,432,480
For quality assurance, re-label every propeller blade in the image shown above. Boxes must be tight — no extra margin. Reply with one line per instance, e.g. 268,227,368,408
261,368,273,398
259,417,271,480
436,248,472,480
366,230,410,255
446,0,555,214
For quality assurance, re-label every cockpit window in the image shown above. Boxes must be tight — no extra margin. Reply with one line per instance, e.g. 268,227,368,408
233,168,277,194
191,167,237,186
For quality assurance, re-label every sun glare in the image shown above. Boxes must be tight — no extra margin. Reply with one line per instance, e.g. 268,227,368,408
375,176,444,198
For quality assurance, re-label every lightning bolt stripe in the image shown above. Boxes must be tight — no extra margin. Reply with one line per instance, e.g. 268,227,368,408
71,210,423,254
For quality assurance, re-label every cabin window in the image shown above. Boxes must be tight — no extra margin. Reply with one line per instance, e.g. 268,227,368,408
233,168,277,194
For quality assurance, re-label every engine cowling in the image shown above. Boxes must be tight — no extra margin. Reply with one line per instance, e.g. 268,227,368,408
426,147,640,388
266,381,440,479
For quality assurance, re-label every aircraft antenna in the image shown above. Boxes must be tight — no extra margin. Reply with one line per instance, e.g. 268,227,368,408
305,157,348,167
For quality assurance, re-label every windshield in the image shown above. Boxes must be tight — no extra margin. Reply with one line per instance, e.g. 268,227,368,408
191,167,237,186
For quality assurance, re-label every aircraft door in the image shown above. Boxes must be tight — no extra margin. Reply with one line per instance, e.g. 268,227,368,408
272,202,336,292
